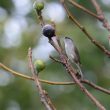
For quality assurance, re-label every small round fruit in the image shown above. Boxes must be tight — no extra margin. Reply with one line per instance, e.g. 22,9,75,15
33,1,44,11
34,60,45,73
42,24,55,39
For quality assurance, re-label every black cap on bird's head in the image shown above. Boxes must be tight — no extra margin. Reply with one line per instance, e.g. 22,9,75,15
64,37,74,45
65,37,71,39
64,37,73,41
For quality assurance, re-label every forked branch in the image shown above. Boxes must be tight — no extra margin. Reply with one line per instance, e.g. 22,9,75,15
91,0,110,32
0,62,110,95
28,48,56,110
61,0,110,57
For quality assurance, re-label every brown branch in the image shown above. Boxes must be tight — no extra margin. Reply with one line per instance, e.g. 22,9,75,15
90,0,105,20
49,36,106,110
28,48,56,110
34,6,45,27
0,62,110,95
61,0,110,57
68,0,110,32
38,12,45,27
91,0,110,32
68,0,99,19
49,55,62,64
0,62,33,80
82,79,110,95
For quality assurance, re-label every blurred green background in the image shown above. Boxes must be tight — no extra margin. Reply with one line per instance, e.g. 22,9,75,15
0,0,110,110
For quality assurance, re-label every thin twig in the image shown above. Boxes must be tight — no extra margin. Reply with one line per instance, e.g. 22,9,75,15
37,11,45,27
0,62,33,80
68,0,110,32
38,13,45,27
68,0,99,19
61,0,110,57
90,0,105,21
1,62,110,95
49,55,62,63
28,48,56,110
82,79,110,95
91,0,110,31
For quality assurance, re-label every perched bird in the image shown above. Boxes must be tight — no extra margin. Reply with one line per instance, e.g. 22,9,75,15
64,37,83,79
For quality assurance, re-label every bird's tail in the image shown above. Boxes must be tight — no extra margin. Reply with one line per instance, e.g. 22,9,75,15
76,63,83,79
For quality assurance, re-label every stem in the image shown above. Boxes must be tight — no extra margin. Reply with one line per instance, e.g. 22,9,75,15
82,79,110,95
68,0,99,19
49,36,106,110
61,0,110,57
91,0,110,31
0,63,33,80
37,11,45,27
28,48,56,110
1,62,110,95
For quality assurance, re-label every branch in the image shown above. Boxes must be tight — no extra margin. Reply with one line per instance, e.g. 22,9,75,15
37,10,45,27
0,62,33,80
49,55,62,64
28,48,56,110
49,36,106,110
68,0,99,19
91,0,110,32
61,0,110,57
68,0,110,32
1,62,110,95
38,12,45,27
82,79,110,95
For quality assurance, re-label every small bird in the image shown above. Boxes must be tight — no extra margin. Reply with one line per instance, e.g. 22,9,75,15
64,37,83,79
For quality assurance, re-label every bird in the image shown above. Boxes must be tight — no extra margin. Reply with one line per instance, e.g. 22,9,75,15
64,37,83,79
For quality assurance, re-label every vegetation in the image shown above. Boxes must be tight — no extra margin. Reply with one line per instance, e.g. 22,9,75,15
0,0,110,110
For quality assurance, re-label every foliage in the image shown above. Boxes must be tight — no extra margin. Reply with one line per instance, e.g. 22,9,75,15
0,0,110,110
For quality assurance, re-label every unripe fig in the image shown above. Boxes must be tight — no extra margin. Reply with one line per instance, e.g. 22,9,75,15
33,1,44,12
34,59,45,73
